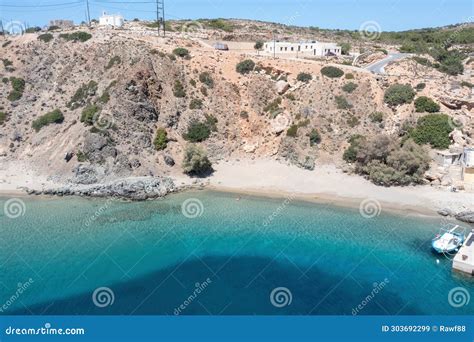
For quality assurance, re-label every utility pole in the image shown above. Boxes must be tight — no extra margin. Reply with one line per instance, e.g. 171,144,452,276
156,0,165,36
86,0,91,26
0,20,5,40
273,31,276,58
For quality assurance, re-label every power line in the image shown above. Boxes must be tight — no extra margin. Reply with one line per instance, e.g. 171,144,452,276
0,1,83,8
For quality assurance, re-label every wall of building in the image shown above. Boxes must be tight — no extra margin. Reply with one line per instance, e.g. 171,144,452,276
263,42,341,56
463,168,474,184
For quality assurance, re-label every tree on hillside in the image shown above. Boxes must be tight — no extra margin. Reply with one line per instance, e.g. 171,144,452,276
254,41,264,55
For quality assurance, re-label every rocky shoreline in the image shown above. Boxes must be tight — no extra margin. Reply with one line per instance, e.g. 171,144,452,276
23,177,183,201
437,208,474,224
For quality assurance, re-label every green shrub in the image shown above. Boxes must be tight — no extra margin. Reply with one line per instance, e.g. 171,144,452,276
98,91,110,104
154,128,168,150
199,72,214,88
240,111,249,119
414,96,440,113
412,56,432,67
343,135,366,163
415,82,426,91
67,81,98,109
335,95,352,109
309,129,321,146
345,134,430,186
76,150,88,162
297,72,312,83
183,121,211,142
189,98,203,109
341,42,351,55
182,144,213,176
264,98,282,114
347,115,360,127
7,90,22,102
342,82,358,93
287,124,298,137
59,31,92,42
345,73,354,79
0,112,7,124
356,138,430,186
254,41,264,51
461,81,473,89
202,19,234,32
32,109,64,132
10,77,25,92
48,25,60,31
26,27,41,33
2,59,12,67
384,84,415,106
37,33,53,43
236,59,255,74
321,66,344,78
409,113,454,149
105,56,121,70
173,47,189,58
2,77,8,84
204,114,218,132
369,111,384,123
173,80,186,98
80,104,100,125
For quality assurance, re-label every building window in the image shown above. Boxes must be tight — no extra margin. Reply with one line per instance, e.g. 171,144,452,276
280,47,283,51
291,47,294,51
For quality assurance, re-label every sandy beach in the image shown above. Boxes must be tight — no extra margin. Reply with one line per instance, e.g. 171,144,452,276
208,158,473,215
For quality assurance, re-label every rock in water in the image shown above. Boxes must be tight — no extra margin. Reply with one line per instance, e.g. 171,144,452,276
437,208,454,217
455,211,474,224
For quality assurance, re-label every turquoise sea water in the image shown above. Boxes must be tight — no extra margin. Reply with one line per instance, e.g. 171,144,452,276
0,191,473,315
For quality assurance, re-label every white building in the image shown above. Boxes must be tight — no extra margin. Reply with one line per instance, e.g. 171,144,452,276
263,40,341,57
99,12,124,28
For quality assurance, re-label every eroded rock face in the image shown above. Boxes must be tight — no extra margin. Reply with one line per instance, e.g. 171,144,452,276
82,133,117,163
72,164,99,185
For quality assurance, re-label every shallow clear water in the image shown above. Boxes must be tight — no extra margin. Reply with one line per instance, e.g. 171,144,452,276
0,191,473,315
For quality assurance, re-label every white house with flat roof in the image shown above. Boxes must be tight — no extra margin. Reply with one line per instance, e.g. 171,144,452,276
264,40,341,57
99,12,124,28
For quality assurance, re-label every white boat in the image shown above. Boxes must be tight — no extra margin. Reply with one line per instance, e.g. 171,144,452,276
432,225,465,254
